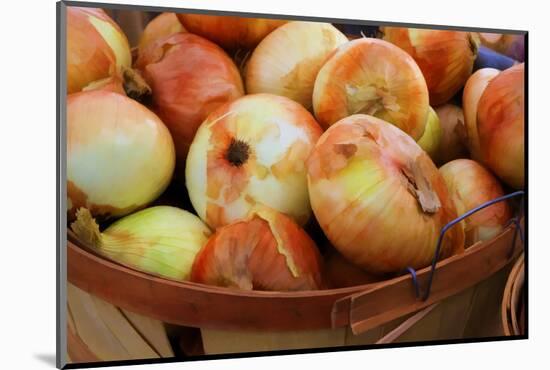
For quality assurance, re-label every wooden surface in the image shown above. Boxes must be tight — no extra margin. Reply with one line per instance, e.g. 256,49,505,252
66,283,173,363
68,222,522,332
501,254,525,335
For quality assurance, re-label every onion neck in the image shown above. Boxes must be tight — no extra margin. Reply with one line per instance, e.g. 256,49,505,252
70,208,103,250
121,66,152,104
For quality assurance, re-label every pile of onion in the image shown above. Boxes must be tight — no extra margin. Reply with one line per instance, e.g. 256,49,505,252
137,12,185,58
176,14,287,51
382,27,479,106
307,114,464,273
477,63,525,189
312,38,429,141
186,93,323,229
440,159,511,246
135,33,244,176
71,206,211,280
67,7,132,94
245,21,348,110
462,68,500,161
67,91,175,220
191,206,322,291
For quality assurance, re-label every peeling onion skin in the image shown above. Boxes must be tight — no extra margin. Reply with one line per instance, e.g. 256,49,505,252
477,63,525,189
462,68,500,162
137,13,185,59
440,159,511,247
67,7,132,94
186,94,323,229
312,38,429,141
177,14,287,51
67,91,175,221
307,114,464,274
135,33,244,177
382,28,479,106
434,104,469,166
191,207,323,291
245,22,348,110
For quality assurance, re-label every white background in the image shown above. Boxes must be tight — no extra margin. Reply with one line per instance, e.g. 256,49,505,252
0,0,547,368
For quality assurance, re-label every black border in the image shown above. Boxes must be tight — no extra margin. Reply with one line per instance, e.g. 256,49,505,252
57,1,529,369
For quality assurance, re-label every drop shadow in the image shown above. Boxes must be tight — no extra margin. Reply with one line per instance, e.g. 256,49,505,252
34,353,57,367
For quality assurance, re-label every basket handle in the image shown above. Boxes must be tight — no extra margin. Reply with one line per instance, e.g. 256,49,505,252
332,191,525,335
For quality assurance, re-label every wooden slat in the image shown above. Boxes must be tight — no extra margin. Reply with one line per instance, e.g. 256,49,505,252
67,324,100,364
376,304,439,344
333,224,522,335
120,309,174,357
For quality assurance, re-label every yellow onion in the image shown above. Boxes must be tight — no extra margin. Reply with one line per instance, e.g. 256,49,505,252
463,68,500,161
417,107,442,161
312,38,429,140
434,104,468,166
440,159,512,246
135,33,244,177
176,13,287,51
245,21,348,110
191,206,322,291
186,93,323,229
67,7,131,94
71,207,211,280
137,13,185,58
477,32,525,62
382,27,479,106
477,63,525,189
67,91,175,220
307,114,464,273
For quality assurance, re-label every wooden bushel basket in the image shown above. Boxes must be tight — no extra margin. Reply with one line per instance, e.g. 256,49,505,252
67,214,524,355
501,253,525,336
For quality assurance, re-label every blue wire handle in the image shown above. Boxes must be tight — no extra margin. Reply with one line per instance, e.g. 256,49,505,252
405,190,525,301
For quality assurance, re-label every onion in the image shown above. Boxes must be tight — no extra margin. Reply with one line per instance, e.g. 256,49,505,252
417,107,441,161
477,63,525,189
307,114,464,273
434,104,468,165
312,38,429,140
382,27,479,106
191,206,322,291
245,21,348,110
440,159,512,246
71,207,211,280
137,13,185,58
135,33,244,176
67,91,175,220
462,68,500,161
67,7,131,94
176,13,287,51
186,93,323,229
477,33,525,62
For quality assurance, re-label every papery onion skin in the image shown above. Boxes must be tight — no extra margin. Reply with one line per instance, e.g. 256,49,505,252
477,33,525,62
462,68,500,161
434,104,468,166
138,13,185,58
245,21,348,110
176,13,287,51
382,28,479,106
191,207,323,291
417,107,441,161
477,63,525,189
67,7,131,94
186,93,323,229
307,114,464,273
135,33,244,176
71,207,211,280
440,159,511,246
312,38,429,140
67,91,175,220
